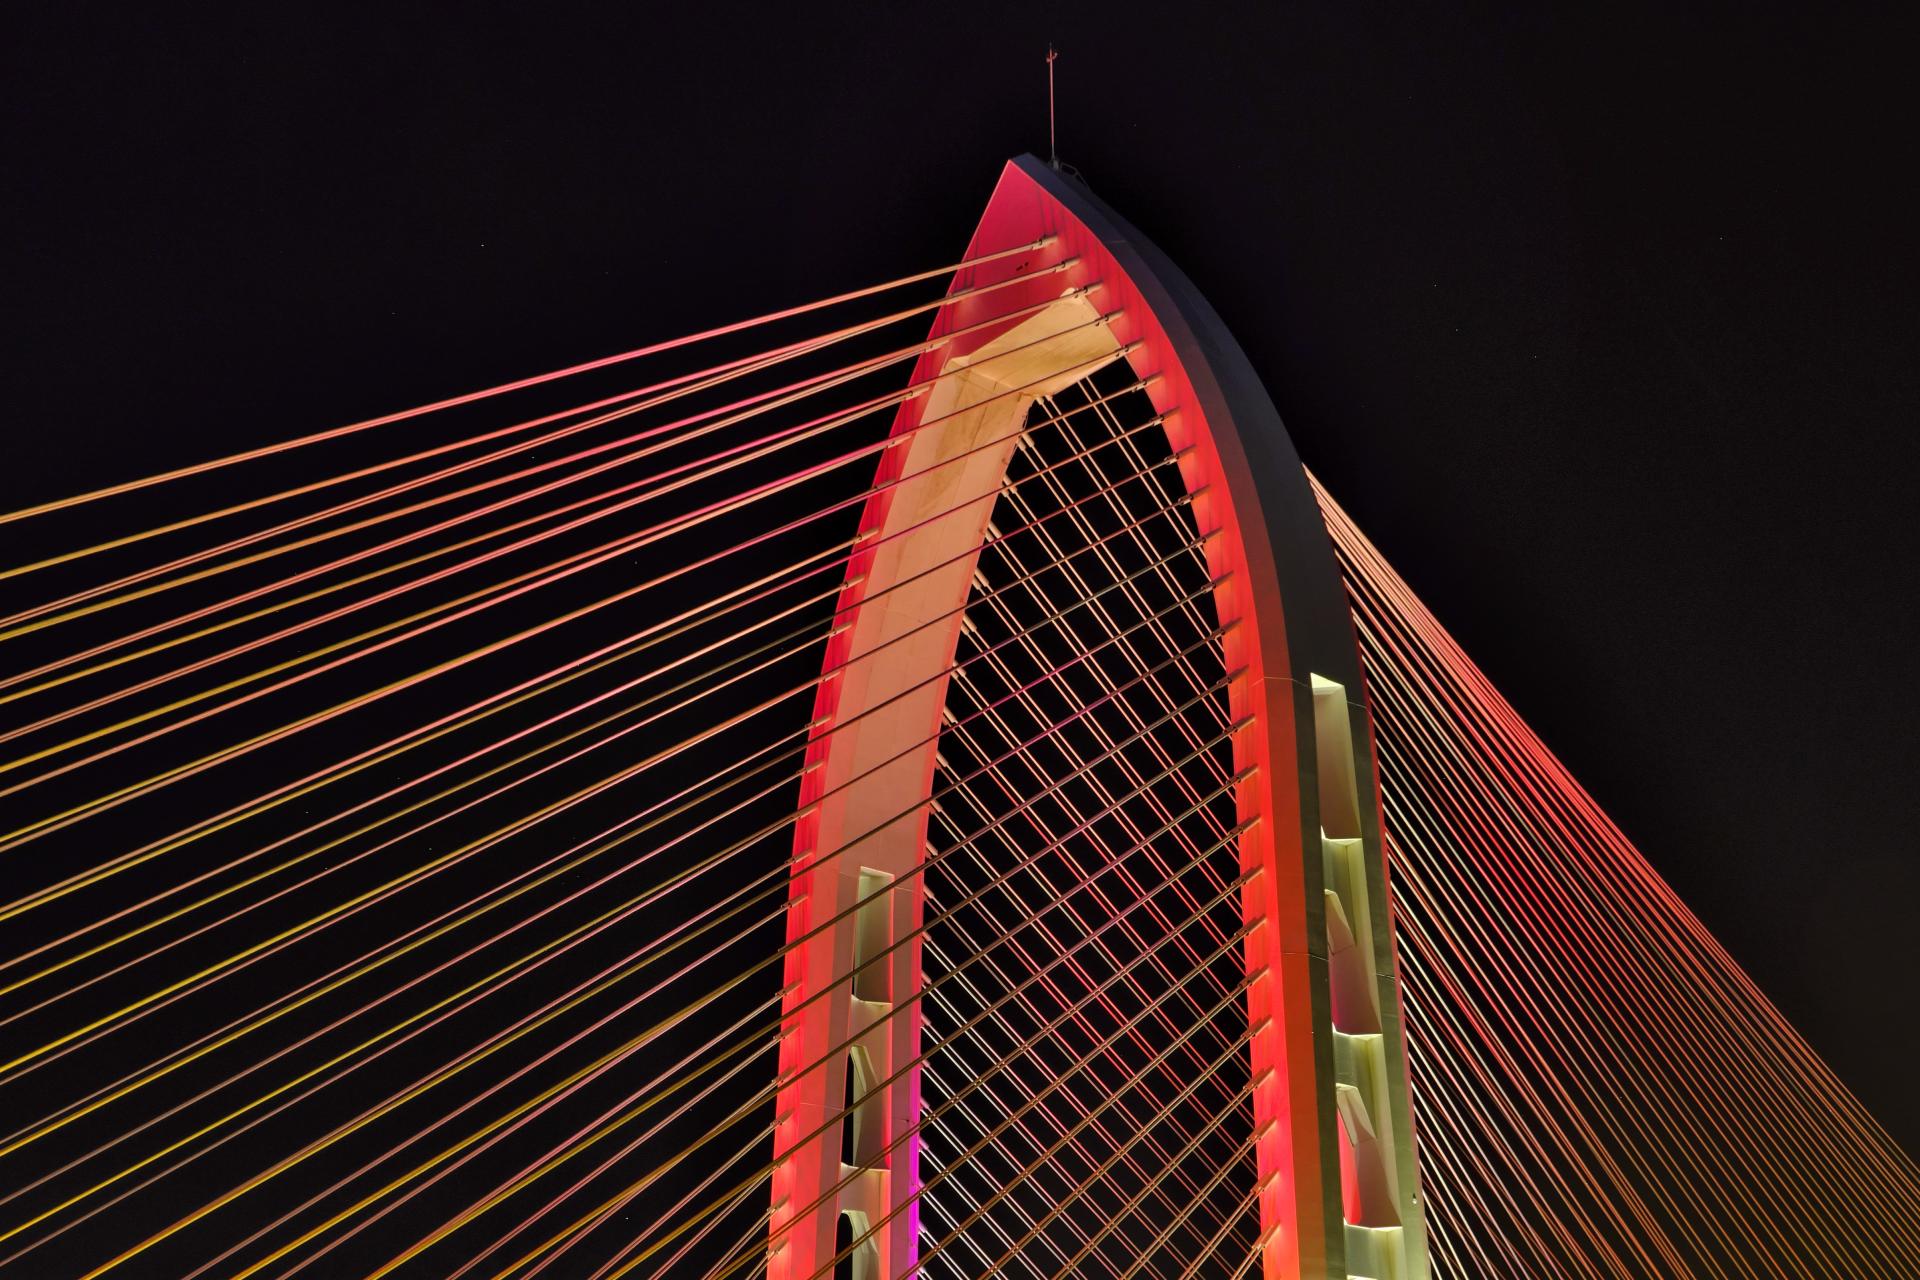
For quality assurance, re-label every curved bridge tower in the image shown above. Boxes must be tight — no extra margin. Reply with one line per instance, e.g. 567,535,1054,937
772,156,1429,1279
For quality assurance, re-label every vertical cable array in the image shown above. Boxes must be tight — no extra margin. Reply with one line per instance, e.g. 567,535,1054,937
1315,474,1920,1278
915,369,1255,1277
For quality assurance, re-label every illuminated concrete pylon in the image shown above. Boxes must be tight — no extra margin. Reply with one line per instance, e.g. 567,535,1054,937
772,156,1429,1280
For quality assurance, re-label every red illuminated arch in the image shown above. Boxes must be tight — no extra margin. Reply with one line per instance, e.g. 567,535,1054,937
772,156,1427,1280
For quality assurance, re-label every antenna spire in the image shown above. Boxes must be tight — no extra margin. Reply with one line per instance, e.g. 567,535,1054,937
1046,45,1060,169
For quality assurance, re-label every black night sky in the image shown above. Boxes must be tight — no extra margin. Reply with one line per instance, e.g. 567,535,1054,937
5,0,1917,1177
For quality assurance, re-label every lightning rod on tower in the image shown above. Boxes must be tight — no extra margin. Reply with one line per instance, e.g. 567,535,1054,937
1047,45,1060,169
